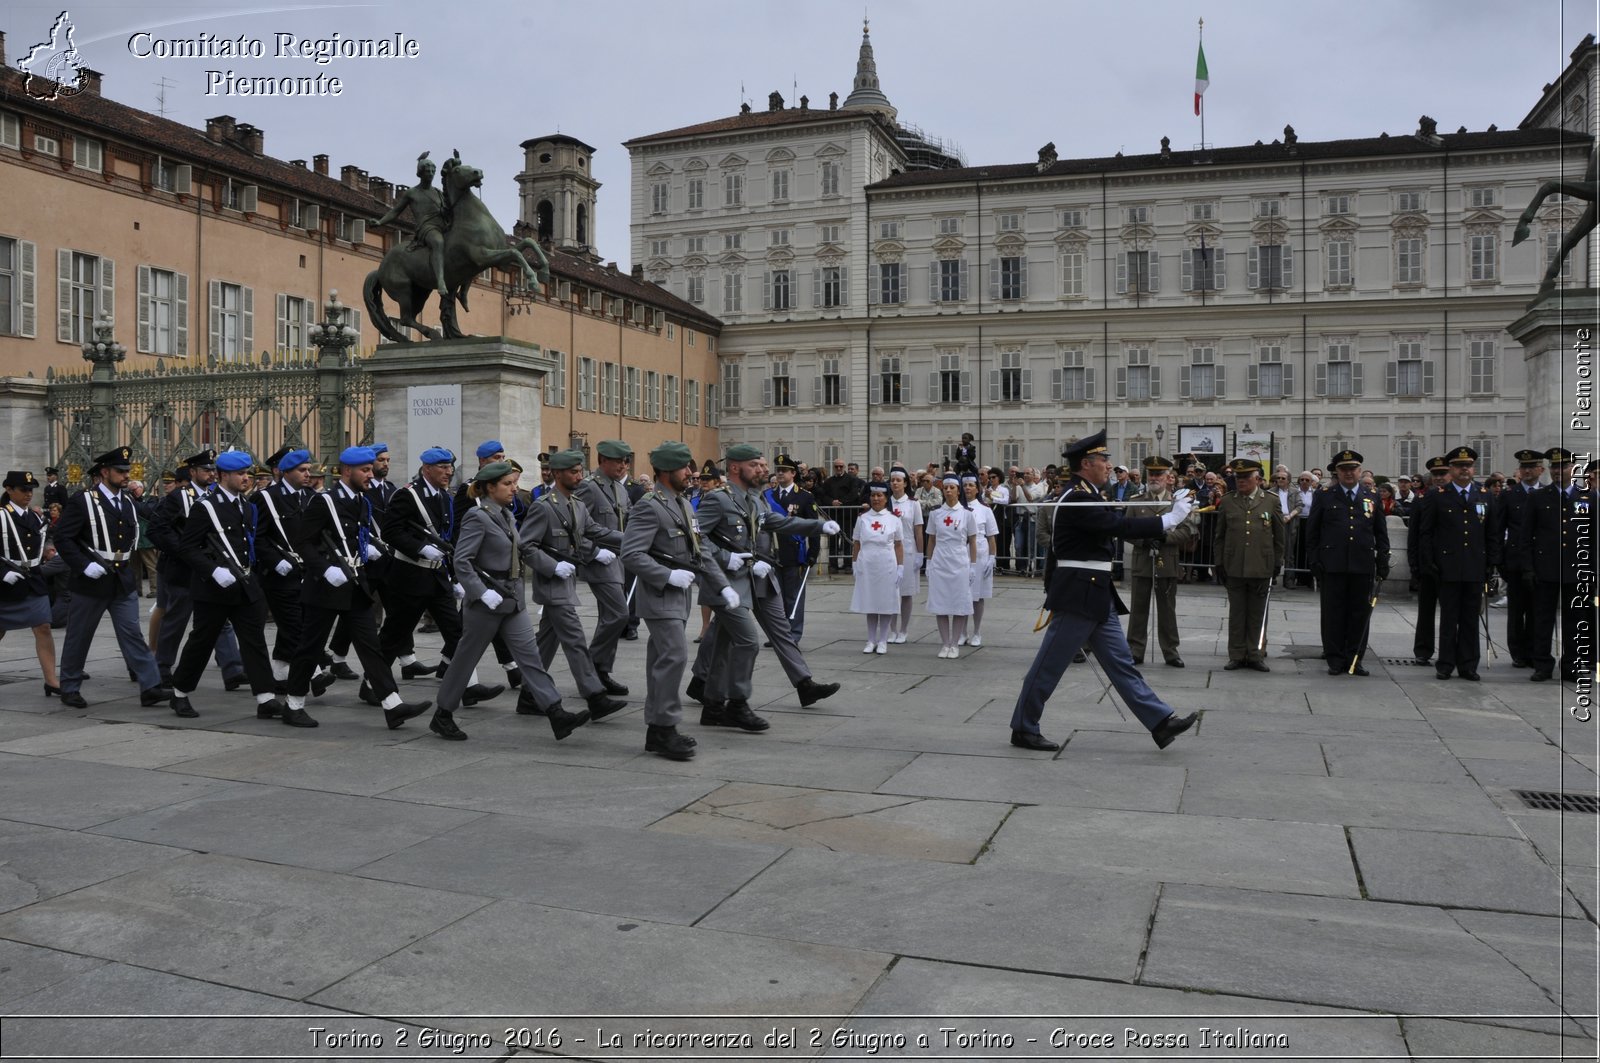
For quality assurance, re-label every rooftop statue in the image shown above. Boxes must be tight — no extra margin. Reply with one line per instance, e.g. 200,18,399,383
1512,142,1597,295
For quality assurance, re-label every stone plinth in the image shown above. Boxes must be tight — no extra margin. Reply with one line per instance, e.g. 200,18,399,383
0,377,49,474
365,337,556,473
1507,290,1599,452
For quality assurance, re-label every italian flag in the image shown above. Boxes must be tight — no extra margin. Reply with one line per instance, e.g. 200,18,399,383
1194,42,1209,115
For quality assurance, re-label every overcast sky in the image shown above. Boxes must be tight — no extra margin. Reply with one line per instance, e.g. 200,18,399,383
7,0,1595,266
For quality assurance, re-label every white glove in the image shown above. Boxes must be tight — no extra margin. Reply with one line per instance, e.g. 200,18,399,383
720,586,741,610
667,568,695,589
211,566,237,589
751,560,772,579
324,565,349,588
726,552,745,572
984,556,996,577
822,520,841,535
896,565,906,586
452,582,465,601
83,561,107,580
554,560,576,580
419,544,445,562
480,588,504,611
1161,489,1195,532
594,548,616,565
2,570,21,585
274,559,293,577
363,543,382,561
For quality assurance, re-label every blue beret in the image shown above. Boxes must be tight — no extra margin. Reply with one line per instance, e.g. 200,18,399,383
420,446,456,465
476,440,505,461
278,448,312,472
339,446,377,466
216,451,254,473
371,441,390,455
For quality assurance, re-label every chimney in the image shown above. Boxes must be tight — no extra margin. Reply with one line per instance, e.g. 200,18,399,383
1283,124,1297,147
768,91,784,112
290,159,307,169
234,122,263,153
799,94,809,112
630,264,644,280
829,91,839,111
313,153,329,177
340,164,361,188
740,102,751,115
78,67,102,95
1036,141,1057,172
0,30,7,66
205,115,237,142
369,176,391,202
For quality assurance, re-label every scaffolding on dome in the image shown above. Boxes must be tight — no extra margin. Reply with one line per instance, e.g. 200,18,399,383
895,122,964,171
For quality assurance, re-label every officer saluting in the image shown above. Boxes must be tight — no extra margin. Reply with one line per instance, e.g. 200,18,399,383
1418,445,1490,680
621,441,737,761
53,446,170,708
1008,431,1198,752
1305,449,1390,676
571,439,635,694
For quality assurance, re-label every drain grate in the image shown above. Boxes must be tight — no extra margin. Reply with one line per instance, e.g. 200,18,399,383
1382,658,1433,667
1515,789,1600,813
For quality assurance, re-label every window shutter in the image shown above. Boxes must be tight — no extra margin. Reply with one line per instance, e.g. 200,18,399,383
351,219,366,245
927,371,940,404
241,185,258,213
958,258,969,301
869,371,880,406
761,271,771,310
761,374,772,408
1084,367,1096,400
930,263,941,303
1115,366,1127,398
302,204,320,231
1019,260,1028,298
1178,364,1191,398
1247,363,1258,397
1021,369,1033,400
18,240,36,338
137,265,152,353
1213,364,1225,398
1422,360,1435,395
1282,245,1294,289
959,371,972,403
813,267,822,307
174,164,192,195
1149,366,1161,398
1181,249,1193,291
1315,363,1328,396
839,266,848,307
1115,252,1127,294
1148,251,1160,293
988,369,1000,402
1384,361,1398,396
209,279,221,356
241,285,253,354
1247,246,1260,290
839,378,848,405
989,257,1000,300
1351,362,1363,396
57,249,72,342
275,293,288,352
1282,362,1294,396
812,375,823,407
99,257,114,328
1050,367,1063,400
866,267,878,305
1215,249,1226,289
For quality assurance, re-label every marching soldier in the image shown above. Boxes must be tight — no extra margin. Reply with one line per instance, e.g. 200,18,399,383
0,470,60,696
524,449,627,719
621,441,739,760
1493,449,1545,669
1407,456,1451,663
1126,455,1199,668
53,446,170,709
253,448,315,697
327,441,396,677
455,438,529,689
148,450,246,689
1305,449,1390,676
1009,431,1198,751
1213,457,1285,672
1531,449,1594,683
572,439,635,694
168,452,284,720
1418,446,1490,680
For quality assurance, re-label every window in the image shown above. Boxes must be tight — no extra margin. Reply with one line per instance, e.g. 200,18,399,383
1250,343,1291,399
769,228,790,247
1059,209,1085,228
816,265,845,308
1182,246,1224,291
624,366,641,417
274,293,313,355
771,168,790,201
1190,202,1216,222
992,347,1028,402
208,280,252,361
666,321,675,340
644,370,660,420
1248,244,1293,289
1000,441,1022,469
1546,229,1576,283
664,374,679,422
1387,336,1431,397
1397,438,1420,478
1468,233,1497,282
996,212,1021,232
817,355,844,406
1318,338,1360,397
1117,250,1158,294
288,199,318,230
649,238,670,257
1125,206,1149,225
1325,238,1353,286
0,112,16,149
819,224,843,245
767,358,794,408
723,232,742,252
1325,195,1351,216
684,379,700,425
688,330,696,347
723,171,743,206
934,351,968,404
577,356,597,411
935,258,967,302
877,262,903,305
545,350,567,407
820,160,841,197
878,220,901,240
0,237,37,338
687,177,705,210
686,273,704,305
72,136,102,172
879,354,903,405
1468,188,1497,208
1254,198,1282,219
601,362,619,414
721,361,742,410
766,268,792,312
1395,190,1424,213
1468,334,1496,395
1469,438,1493,471
34,133,59,157
881,442,901,469
1060,248,1085,296
1117,346,1158,400
938,217,962,235
1395,237,1424,285
1183,345,1222,399
1127,440,1150,469
706,383,719,428
58,250,112,344
336,213,364,242
685,235,706,254
650,182,669,214
722,271,742,313
1052,347,1093,402
995,255,1027,300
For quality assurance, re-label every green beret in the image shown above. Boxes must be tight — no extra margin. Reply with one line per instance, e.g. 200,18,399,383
724,443,763,462
648,440,694,471
473,460,516,483
596,439,633,460
547,449,583,471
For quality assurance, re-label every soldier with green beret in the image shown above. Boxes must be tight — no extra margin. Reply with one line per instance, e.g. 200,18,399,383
574,440,636,692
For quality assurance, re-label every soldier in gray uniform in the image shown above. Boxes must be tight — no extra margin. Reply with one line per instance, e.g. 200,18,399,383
572,439,634,694
621,441,738,760
524,449,628,719
686,445,842,728
428,461,592,742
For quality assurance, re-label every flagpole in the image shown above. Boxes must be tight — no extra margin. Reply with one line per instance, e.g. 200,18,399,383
1198,18,1205,150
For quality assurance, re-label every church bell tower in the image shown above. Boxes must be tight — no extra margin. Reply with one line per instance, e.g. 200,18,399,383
516,134,601,259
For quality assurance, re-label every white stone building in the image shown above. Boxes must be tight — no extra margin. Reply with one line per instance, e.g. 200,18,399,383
628,27,1596,475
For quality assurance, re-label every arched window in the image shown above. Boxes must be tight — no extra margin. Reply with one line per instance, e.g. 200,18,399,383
536,201,554,243
576,204,589,246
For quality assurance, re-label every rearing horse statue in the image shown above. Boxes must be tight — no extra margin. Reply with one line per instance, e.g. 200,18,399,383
364,150,552,343
1512,142,1598,294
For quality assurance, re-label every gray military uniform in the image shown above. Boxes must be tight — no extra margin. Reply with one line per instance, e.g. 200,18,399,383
621,485,728,727
524,489,618,699
572,471,631,672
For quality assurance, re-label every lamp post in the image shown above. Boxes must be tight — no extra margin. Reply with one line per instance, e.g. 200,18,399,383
1155,423,1165,456
81,313,126,456
309,290,363,458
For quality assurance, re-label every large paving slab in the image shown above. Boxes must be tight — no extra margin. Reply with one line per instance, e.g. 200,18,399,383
1349,826,1582,916
878,751,1186,812
0,751,242,830
0,853,491,998
0,821,189,914
699,848,1158,981
0,939,106,1010
1061,727,1330,775
164,740,493,796
619,733,918,790
1445,909,1600,1035
1180,769,1520,835
1401,1017,1597,1062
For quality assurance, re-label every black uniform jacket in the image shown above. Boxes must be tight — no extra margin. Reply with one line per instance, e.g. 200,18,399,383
1043,476,1162,619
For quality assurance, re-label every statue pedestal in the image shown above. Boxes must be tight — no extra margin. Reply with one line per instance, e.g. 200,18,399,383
0,377,49,475
365,337,557,473
1508,290,1599,451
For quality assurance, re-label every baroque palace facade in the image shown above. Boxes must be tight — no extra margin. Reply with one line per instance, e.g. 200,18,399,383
0,31,723,472
628,26,1596,475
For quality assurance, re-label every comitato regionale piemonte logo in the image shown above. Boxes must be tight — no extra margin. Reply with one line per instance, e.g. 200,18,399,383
18,10,88,100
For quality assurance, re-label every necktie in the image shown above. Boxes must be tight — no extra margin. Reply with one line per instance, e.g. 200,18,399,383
505,506,522,579
1348,489,1356,503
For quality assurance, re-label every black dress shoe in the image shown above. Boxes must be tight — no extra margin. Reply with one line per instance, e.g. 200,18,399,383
707,699,769,732
59,690,88,709
358,680,384,706
546,704,591,741
645,724,695,760
1152,711,1198,749
685,675,707,704
621,628,639,641
1328,664,1343,676
596,670,629,696
515,689,547,716
430,708,467,741
1512,659,1531,669
586,692,627,720
256,699,286,719
1531,671,1554,682
1072,649,1088,663
223,673,246,692
170,695,199,718
1131,656,1144,665
506,666,522,689
1351,666,1371,677
1223,661,1243,671
462,682,505,706
796,677,839,707
1414,657,1432,667
310,671,335,697
281,706,319,728
140,686,173,707
401,660,441,680
1245,660,1270,673
1165,657,1184,668
330,662,360,681
1010,730,1059,751
384,700,432,729
1459,670,1481,682
1436,667,1452,680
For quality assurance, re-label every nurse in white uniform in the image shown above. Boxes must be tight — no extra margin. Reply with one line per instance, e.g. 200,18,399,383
962,476,1000,646
886,468,923,644
850,483,904,653
924,476,977,659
